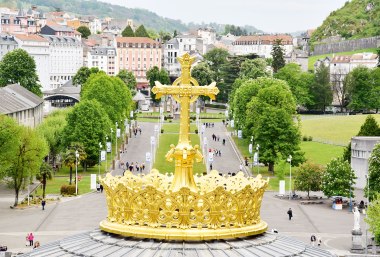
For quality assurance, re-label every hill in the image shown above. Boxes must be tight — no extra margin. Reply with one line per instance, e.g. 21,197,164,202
0,0,262,34
311,0,380,43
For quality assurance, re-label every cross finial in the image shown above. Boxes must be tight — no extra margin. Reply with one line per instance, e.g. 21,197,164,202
177,53,196,85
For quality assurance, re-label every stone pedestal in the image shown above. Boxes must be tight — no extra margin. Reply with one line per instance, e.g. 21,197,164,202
351,229,364,253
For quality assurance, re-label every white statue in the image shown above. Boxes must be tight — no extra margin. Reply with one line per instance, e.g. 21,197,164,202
353,206,361,231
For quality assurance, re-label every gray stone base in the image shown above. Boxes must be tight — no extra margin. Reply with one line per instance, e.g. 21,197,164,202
351,229,364,253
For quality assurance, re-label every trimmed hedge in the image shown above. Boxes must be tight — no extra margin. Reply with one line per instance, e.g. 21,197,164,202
60,185,76,195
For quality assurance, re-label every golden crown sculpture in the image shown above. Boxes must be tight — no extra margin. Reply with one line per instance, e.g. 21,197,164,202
100,53,269,240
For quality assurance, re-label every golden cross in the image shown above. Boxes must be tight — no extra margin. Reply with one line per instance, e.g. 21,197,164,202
151,53,219,191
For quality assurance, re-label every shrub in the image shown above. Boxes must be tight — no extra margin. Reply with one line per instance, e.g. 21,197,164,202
195,129,198,134
303,135,308,141
308,136,313,141
60,185,76,195
161,129,164,133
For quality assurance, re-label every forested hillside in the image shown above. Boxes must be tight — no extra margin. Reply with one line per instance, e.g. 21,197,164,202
311,0,380,43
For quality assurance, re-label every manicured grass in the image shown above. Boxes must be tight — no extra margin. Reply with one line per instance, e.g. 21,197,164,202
308,48,378,70
267,177,293,192
301,114,380,145
153,128,206,174
43,175,93,195
301,141,344,165
161,123,198,133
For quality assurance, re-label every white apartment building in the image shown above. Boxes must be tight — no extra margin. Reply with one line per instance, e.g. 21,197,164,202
197,28,216,46
42,35,83,89
89,18,102,34
13,34,50,91
0,34,18,60
164,38,180,77
87,47,116,76
232,35,293,58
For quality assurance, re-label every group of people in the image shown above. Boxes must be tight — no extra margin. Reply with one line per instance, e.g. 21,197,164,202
204,122,215,128
96,183,104,193
25,233,39,248
132,125,142,138
122,161,146,174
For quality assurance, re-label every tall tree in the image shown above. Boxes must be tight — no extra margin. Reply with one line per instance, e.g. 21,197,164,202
245,78,305,172
271,39,285,73
73,67,100,86
308,62,332,113
294,162,323,199
322,158,356,198
0,49,42,96
122,25,135,37
331,69,349,112
365,143,380,201
7,127,48,206
0,115,21,179
36,162,53,199
82,73,132,124
239,58,270,80
365,193,380,244
346,66,373,111
77,26,91,39
275,63,314,107
135,25,149,37
203,48,229,82
117,69,137,91
147,67,170,104
191,62,215,86
62,100,111,168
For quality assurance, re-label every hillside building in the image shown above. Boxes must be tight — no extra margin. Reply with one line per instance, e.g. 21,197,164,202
87,47,117,75
232,34,293,58
0,84,44,128
0,7,46,34
41,35,83,90
0,34,18,60
115,37,161,89
13,33,50,91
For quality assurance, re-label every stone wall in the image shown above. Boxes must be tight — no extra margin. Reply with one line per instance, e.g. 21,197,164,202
313,36,380,55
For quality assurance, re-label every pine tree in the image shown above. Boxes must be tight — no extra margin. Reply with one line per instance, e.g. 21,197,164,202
122,25,135,37
135,25,149,37
271,39,285,73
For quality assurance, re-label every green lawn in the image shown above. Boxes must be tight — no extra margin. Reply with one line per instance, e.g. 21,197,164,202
308,48,378,70
153,126,206,174
301,114,380,145
301,141,344,165
42,175,93,196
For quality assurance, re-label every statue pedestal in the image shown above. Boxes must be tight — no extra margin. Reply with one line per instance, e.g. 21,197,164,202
351,229,364,253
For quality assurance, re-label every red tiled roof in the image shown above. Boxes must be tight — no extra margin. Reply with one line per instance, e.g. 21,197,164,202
235,34,293,45
116,37,159,45
331,55,351,63
13,33,48,42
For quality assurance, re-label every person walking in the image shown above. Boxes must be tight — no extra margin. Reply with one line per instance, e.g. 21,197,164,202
41,199,46,210
239,163,243,171
28,232,34,246
310,234,316,246
100,184,103,193
287,208,293,220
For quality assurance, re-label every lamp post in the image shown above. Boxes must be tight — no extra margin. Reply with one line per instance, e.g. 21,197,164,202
110,128,113,154
365,174,370,254
256,144,260,175
287,155,292,200
115,121,118,159
249,137,253,172
75,150,79,195
98,142,102,178
105,136,108,173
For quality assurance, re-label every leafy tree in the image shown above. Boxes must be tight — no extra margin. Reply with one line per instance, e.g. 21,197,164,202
135,25,149,37
36,109,68,168
245,78,305,172
365,193,380,244
346,66,374,111
36,162,53,199
322,158,356,198
239,58,270,80
147,66,170,104
77,26,91,39
0,49,42,96
159,31,172,42
173,30,178,37
122,25,135,37
275,63,314,107
271,39,285,73
82,73,132,124
63,142,86,184
117,69,137,90
0,115,21,178
191,62,214,86
7,126,48,206
365,143,380,201
294,162,323,198
62,100,111,168
204,48,229,82
73,67,100,86
308,62,332,112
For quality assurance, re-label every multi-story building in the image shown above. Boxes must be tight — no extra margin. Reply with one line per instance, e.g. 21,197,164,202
232,35,293,58
116,37,161,88
163,38,180,77
197,27,216,46
0,34,18,60
42,35,83,89
89,18,102,34
13,33,50,91
87,47,116,75
0,83,44,128
40,24,80,39
0,9,44,34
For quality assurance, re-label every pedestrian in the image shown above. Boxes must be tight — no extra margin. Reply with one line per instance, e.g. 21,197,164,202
287,208,293,220
100,184,103,193
222,139,226,145
139,128,142,135
210,163,213,170
310,234,316,246
96,182,100,192
25,233,29,247
142,163,145,171
219,150,221,157
41,199,46,211
28,232,34,246
317,237,322,247
239,163,243,171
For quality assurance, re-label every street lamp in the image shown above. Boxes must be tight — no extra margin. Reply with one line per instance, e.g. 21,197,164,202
105,136,108,173
75,150,79,195
365,174,370,254
256,144,260,175
98,142,102,178
287,155,292,200
115,122,118,159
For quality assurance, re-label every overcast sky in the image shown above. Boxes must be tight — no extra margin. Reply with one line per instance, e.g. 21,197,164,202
99,0,347,33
